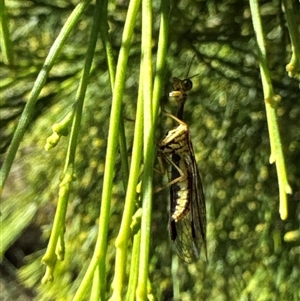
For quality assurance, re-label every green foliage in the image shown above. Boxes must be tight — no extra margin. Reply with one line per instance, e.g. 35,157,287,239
1,0,299,301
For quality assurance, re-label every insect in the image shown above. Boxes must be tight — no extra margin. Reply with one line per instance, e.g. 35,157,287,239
168,54,198,119
169,77,193,120
158,56,206,262
158,111,207,263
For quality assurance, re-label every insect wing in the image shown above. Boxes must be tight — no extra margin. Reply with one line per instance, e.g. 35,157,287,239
170,161,199,263
188,139,207,260
170,138,206,263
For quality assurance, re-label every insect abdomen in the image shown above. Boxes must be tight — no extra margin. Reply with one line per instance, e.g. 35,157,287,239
171,160,191,222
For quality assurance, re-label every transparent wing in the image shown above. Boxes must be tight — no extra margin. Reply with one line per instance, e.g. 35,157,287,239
170,212,199,263
189,144,207,260
169,142,206,263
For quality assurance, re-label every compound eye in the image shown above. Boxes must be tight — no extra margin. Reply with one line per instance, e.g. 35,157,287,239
183,79,193,91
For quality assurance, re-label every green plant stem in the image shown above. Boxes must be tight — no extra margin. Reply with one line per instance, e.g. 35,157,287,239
99,0,129,191
41,0,101,282
91,0,124,296
72,0,141,300
41,170,72,283
0,0,91,194
136,0,154,300
45,110,74,151
282,0,300,78
249,0,292,220
108,63,144,301
90,265,101,301
0,0,14,65
126,230,141,301
152,0,170,119
110,0,170,296
135,1,169,299
171,256,180,301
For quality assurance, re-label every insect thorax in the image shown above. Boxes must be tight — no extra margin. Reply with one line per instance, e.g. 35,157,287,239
159,124,189,156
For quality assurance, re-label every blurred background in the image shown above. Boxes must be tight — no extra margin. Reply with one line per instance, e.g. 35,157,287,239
1,0,299,300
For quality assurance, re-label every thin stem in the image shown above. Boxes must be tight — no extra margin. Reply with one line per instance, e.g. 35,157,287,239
0,0,14,65
90,265,101,301
99,0,129,191
41,0,101,282
126,229,141,301
109,0,170,296
91,0,118,296
109,59,144,300
249,0,292,220
136,0,153,299
152,0,170,120
72,0,141,299
282,0,300,79
0,0,91,194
